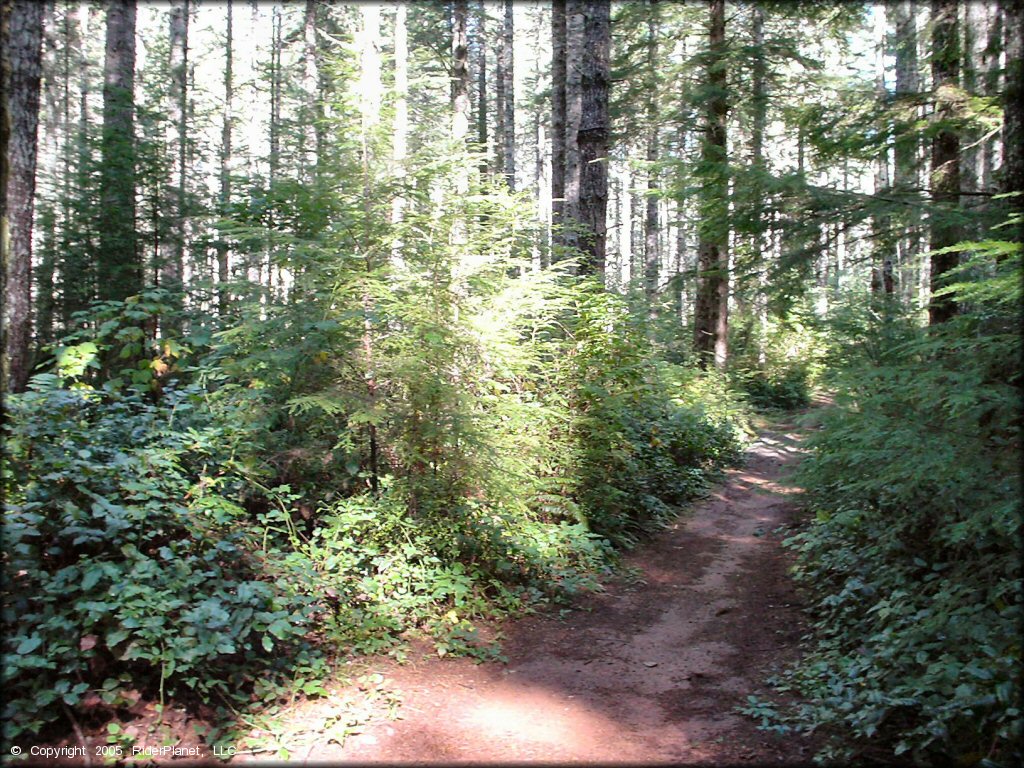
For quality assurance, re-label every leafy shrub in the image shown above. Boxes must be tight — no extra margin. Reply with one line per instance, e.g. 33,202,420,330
1,380,321,742
733,362,810,410
568,288,746,546
744,246,1022,765
303,491,612,659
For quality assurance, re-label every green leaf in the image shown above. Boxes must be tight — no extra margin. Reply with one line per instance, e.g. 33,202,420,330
17,636,43,655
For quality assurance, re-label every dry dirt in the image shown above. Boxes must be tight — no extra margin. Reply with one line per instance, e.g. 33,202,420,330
276,414,819,765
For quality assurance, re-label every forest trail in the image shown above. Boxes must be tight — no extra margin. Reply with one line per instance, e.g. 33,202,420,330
273,413,819,765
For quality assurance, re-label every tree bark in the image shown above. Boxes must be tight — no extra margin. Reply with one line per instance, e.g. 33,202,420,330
563,0,583,254
928,0,960,325
1002,0,1023,229
551,0,566,251
160,0,187,298
643,0,660,313
217,0,231,314
694,0,729,368
475,1,487,178
872,4,895,295
571,0,610,278
392,2,409,264
35,0,58,347
891,0,920,299
301,0,319,182
2,0,45,392
97,0,138,304
452,0,470,144
499,0,515,188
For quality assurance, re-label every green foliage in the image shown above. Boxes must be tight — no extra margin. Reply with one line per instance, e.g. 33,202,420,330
728,307,825,411
568,288,746,546
745,246,1022,765
1,380,323,743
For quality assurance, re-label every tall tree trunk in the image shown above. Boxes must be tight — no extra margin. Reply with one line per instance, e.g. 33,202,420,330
551,0,566,252
36,0,58,347
563,1,584,254
97,0,138,304
928,0,960,325
570,0,610,277
1,0,45,392
750,3,772,342
475,1,488,178
267,4,281,300
301,0,319,182
643,0,660,313
694,0,729,368
392,2,409,265
452,0,470,145
499,0,515,188
872,4,895,295
269,5,281,188
217,0,232,314
64,3,93,326
359,2,383,494
161,0,187,299
452,0,471,205
1002,0,1023,231
892,0,920,298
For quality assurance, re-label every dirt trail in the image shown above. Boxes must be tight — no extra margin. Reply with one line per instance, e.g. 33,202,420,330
283,415,817,765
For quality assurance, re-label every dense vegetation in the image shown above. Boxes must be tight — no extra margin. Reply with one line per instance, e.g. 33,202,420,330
2,0,1020,764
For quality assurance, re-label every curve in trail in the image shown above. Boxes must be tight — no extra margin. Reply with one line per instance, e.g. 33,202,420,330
288,417,818,765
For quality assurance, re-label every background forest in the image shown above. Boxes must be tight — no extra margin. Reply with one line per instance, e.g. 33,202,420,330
1,0,1020,764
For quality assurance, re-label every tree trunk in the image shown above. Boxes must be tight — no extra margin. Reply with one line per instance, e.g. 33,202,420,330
160,0,187,298
301,0,319,182
475,1,487,178
392,2,409,265
1002,0,1023,229
452,0,470,145
36,0,58,347
551,0,566,251
872,4,895,295
269,5,281,188
217,0,231,314
892,0,920,298
63,3,93,326
571,0,610,278
643,0,660,313
928,0,960,325
750,3,772,340
694,0,729,368
2,0,45,392
97,0,138,304
563,0,583,254
499,0,515,188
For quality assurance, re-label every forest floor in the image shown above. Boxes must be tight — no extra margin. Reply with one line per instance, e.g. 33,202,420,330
241,410,822,765
33,411,821,766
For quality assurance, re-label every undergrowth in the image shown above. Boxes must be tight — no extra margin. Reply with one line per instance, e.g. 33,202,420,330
742,245,1022,765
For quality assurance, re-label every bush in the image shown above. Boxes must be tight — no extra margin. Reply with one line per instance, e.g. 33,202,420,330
1,380,321,742
744,246,1022,765
568,289,746,546
734,362,810,410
